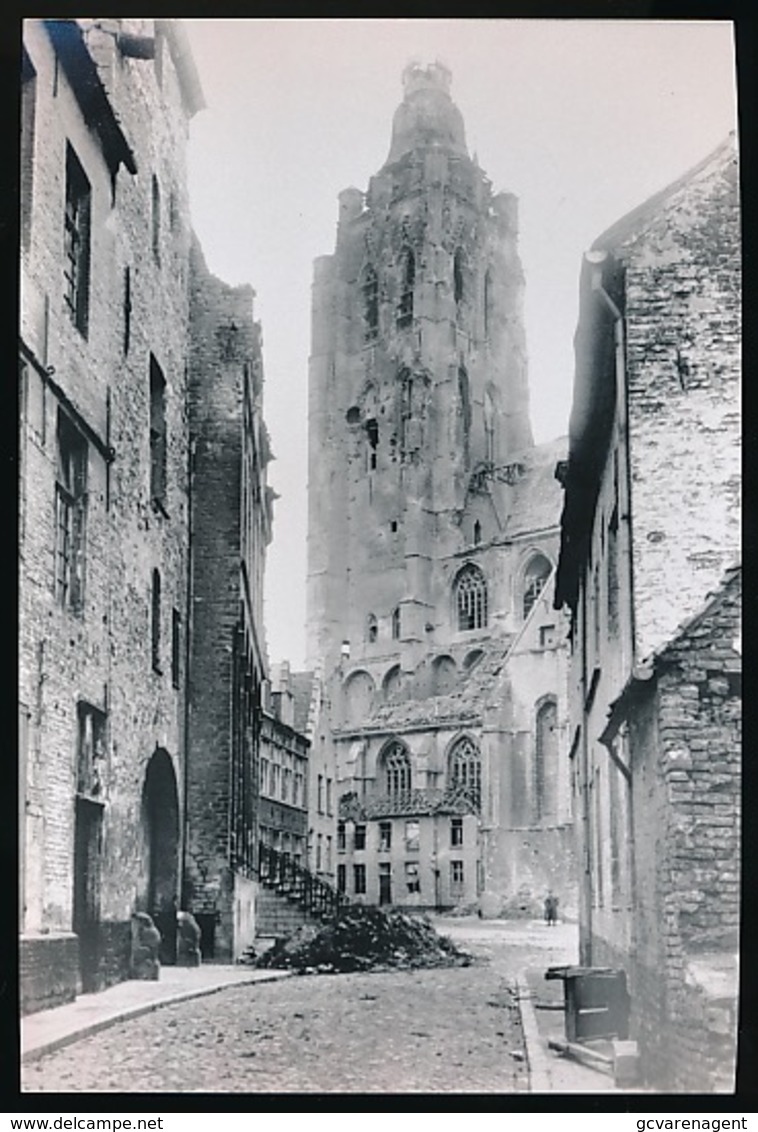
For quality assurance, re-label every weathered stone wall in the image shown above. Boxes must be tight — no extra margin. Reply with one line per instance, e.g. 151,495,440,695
185,239,268,961
603,572,741,1092
19,19,197,1007
621,139,740,663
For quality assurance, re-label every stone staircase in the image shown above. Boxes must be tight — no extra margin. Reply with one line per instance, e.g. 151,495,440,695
254,843,347,943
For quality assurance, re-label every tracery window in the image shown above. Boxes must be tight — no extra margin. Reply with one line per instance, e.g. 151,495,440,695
449,736,481,809
455,564,488,631
382,741,412,796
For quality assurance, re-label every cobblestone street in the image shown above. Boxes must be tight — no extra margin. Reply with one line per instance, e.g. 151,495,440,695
22,919,576,1094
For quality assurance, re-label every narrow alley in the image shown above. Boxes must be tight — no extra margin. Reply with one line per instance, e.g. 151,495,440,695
23,920,581,1094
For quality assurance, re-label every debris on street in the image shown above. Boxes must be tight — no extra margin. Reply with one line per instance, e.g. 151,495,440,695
255,905,475,973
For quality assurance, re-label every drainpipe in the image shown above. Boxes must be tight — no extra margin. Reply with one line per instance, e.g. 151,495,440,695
181,435,196,911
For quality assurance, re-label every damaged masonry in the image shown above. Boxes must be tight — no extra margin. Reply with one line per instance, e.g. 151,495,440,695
19,21,740,1096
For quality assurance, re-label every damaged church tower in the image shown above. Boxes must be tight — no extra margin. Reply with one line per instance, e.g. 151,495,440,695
308,61,532,667
307,63,574,916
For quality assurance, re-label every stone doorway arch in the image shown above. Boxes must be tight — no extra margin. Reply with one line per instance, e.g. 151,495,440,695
141,748,180,965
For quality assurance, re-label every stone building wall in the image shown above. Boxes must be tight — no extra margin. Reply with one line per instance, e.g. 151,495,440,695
185,239,270,961
616,137,740,663
589,570,740,1094
19,19,201,1009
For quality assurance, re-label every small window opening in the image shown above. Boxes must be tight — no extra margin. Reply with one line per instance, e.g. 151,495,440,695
391,606,401,640
149,356,167,509
379,822,392,851
151,569,162,672
367,613,378,643
454,248,464,305
151,174,161,265
451,817,463,847
473,520,482,545
354,824,366,851
123,266,132,355
171,608,181,688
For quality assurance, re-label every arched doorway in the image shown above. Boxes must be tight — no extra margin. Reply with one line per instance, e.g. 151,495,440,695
141,749,180,964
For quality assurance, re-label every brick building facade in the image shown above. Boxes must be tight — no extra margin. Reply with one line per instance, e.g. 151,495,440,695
19,19,279,1006
19,18,204,1012
183,239,274,962
306,63,575,916
554,135,740,1091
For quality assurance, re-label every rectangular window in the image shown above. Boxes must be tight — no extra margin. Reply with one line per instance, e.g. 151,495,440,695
55,411,88,612
405,861,420,894
316,833,323,871
317,774,324,814
271,763,281,799
326,835,333,872
123,266,132,355
260,758,269,797
283,767,292,803
151,174,161,265
450,859,464,893
379,821,392,852
151,569,161,672
354,823,366,851
539,624,557,649
337,822,346,852
171,608,181,688
337,863,346,893
405,820,420,852
326,777,333,816
149,356,167,509
64,143,91,335
450,817,463,848
353,863,366,895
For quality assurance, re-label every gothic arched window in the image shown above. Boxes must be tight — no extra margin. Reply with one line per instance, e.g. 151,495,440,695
523,554,552,620
455,564,488,631
366,613,378,643
535,697,559,821
362,265,378,342
449,736,481,809
382,741,412,796
473,520,482,546
343,670,376,727
397,248,415,329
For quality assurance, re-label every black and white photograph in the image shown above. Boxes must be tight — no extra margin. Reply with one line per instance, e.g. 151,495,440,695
18,18,740,1097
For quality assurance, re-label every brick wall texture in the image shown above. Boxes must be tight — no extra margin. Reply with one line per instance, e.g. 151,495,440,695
597,570,740,1092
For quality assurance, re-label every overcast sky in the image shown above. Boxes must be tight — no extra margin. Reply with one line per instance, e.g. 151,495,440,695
183,19,737,671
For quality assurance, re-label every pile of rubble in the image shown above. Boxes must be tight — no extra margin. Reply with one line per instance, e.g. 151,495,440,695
256,905,474,974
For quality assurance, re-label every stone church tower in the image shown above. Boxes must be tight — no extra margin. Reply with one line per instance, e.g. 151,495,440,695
306,63,575,916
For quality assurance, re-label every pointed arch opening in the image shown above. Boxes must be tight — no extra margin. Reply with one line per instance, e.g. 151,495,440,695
448,735,481,810
455,563,488,631
140,748,179,964
379,739,412,797
523,553,552,620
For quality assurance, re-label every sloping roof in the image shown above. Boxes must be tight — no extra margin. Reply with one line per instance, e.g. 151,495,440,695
290,671,316,735
349,636,513,733
339,787,478,821
591,134,737,257
501,435,567,539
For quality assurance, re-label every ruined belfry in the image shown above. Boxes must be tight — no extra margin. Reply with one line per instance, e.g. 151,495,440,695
307,62,575,916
